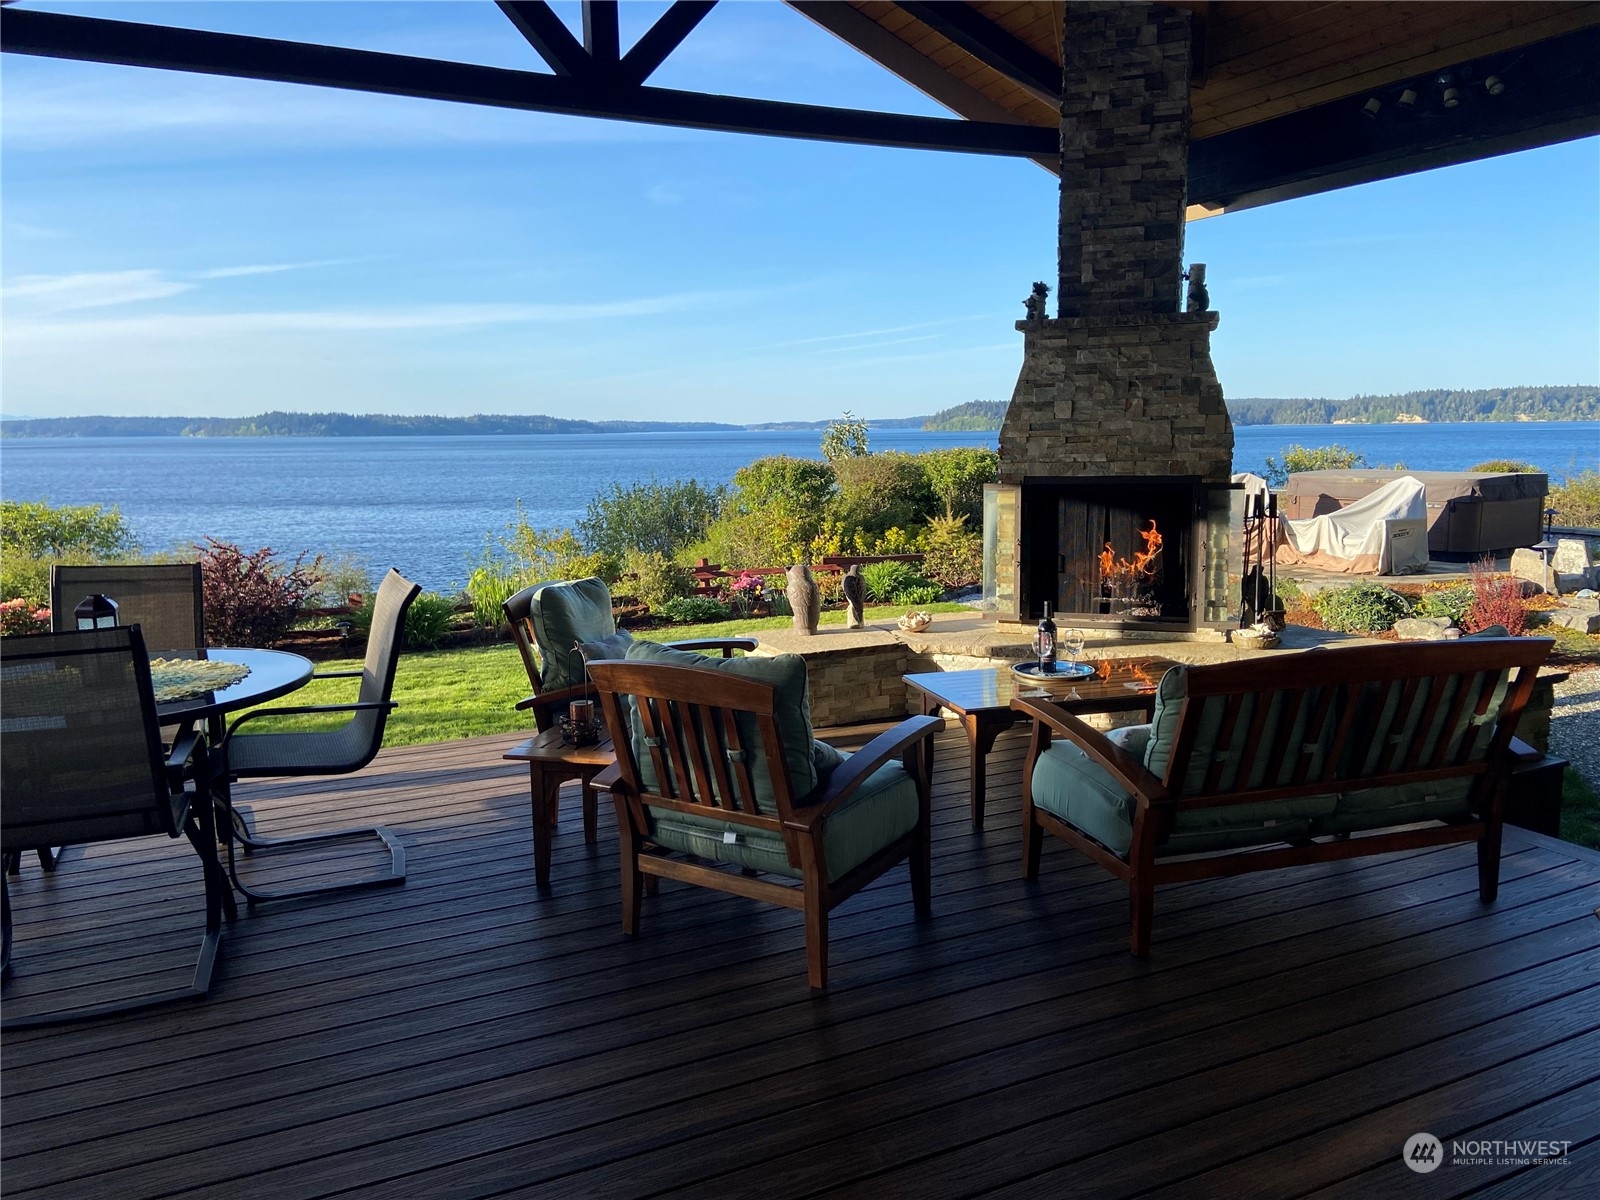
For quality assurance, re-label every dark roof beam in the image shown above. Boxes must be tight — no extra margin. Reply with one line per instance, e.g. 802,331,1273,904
0,8,1056,158
582,1,620,70
897,1,1061,106
1189,25,1600,214
619,2,717,87
497,1,591,77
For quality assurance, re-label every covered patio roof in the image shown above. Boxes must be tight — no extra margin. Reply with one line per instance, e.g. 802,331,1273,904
3,1,1598,215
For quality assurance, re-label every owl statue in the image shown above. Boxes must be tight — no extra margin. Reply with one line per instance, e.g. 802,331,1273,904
842,564,866,629
786,563,821,635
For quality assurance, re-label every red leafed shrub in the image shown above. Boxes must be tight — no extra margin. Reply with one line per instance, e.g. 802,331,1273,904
1462,558,1528,637
198,538,322,648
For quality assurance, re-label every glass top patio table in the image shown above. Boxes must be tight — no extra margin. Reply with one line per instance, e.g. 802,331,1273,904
151,647,315,725
903,658,1177,827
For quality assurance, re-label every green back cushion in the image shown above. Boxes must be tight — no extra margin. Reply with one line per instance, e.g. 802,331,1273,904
529,577,615,692
622,639,818,812
1144,663,1338,795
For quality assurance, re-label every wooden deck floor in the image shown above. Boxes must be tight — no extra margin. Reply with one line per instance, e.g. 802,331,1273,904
4,726,1598,1199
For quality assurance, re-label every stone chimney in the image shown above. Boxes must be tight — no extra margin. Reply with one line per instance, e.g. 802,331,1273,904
999,1,1232,487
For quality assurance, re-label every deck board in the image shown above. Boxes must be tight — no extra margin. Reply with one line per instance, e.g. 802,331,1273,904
4,726,1597,1198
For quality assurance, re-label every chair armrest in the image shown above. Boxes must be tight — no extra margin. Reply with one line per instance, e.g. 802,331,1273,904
664,637,759,657
1009,696,1170,808
592,761,624,793
313,669,363,680
223,700,397,742
785,714,940,832
164,727,205,783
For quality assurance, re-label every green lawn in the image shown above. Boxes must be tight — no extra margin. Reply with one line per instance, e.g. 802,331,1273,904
248,602,973,746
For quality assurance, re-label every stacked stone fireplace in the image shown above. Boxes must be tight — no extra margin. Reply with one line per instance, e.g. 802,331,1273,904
988,2,1235,633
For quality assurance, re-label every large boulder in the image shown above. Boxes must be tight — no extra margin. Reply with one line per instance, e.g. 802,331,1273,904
1393,616,1456,642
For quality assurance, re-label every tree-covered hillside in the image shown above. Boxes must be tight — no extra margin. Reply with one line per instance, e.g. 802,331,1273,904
923,401,1009,430
1228,387,1598,425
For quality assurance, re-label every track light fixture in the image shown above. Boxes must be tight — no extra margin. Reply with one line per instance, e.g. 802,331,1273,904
1362,97,1382,118
1485,74,1506,95
1397,88,1418,109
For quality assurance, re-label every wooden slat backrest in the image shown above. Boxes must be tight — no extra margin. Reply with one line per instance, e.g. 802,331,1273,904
589,659,799,833
1160,638,1551,812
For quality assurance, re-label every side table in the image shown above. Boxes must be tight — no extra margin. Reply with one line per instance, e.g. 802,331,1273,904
504,727,615,889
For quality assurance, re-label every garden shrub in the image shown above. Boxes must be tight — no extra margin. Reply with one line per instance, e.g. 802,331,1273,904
465,564,533,630
820,412,870,462
1468,460,1541,474
1549,469,1600,528
658,596,730,624
921,447,998,523
893,584,944,606
578,478,725,560
306,553,371,609
1413,581,1476,625
1310,581,1411,632
920,514,983,588
0,553,51,607
198,538,321,648
1261,444,1367,489
620,549,694,611
859,560,920,602
723,570,768,616
1463,560,1528,636
400,592,459,650
831,452,936,537
1,499,137,560
0,597,52,637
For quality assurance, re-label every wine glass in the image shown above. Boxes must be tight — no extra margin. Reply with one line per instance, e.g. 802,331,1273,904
1062,631,1086,698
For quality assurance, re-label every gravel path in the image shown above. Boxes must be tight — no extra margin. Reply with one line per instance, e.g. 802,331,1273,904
1549,665,1600,793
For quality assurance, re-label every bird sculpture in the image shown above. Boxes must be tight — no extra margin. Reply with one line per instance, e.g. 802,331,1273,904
842,564,866,629
786,563,821,635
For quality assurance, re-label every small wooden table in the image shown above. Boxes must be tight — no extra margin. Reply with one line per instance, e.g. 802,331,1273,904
503,727,614,889
904,658,1177,826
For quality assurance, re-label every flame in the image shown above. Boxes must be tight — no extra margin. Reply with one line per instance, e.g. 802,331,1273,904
1130,661,1156,690
1099,520,1164,584
1095,659,1113,680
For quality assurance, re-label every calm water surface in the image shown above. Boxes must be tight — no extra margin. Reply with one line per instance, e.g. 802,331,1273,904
3,423,1595,591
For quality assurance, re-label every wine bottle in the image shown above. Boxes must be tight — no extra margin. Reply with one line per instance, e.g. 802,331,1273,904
1035,602,1057,670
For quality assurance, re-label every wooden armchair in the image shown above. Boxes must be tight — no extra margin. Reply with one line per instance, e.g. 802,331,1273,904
1013,637,1553,956
589,641,938,989
502,577,756,732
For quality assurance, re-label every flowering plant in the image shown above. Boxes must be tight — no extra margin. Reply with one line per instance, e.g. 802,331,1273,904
0,598,52,637
725,570,769,615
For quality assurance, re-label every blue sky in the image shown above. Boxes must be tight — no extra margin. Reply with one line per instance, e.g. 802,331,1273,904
3,0,1597,422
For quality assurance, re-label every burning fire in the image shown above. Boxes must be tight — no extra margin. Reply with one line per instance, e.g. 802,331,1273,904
1130,661,1157,690
1098,520,1165,585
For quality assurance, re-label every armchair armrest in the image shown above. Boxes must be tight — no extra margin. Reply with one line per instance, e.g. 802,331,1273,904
223,700,397,744
1009,696,1170,808
164,726,205,784
592,761,624,793
785,714,940,832
313,669,363,680
663,637,759,658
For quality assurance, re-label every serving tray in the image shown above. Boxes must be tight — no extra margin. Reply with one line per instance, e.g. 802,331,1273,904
1011,661,1095,681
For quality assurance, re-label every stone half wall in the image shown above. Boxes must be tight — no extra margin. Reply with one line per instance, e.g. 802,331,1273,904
998,310,1233,485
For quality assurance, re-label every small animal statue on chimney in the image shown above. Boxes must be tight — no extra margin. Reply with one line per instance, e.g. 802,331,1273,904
1185,263,1210,313
1023,280,1050,322
786,563,821,635
842,564,866,629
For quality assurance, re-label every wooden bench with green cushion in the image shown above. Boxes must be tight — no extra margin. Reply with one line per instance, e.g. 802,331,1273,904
589,639,938,990
1013,636,1554,955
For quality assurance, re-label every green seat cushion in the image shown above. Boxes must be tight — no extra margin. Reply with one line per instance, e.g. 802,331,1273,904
622,639,819,812
529,577,616,692
1031,725,1333,858
1322,778,1476,835
1028,725,1153,857
647,755,918,883
576,630,634,670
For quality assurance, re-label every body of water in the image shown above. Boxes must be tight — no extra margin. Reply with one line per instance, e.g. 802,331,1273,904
3,422,1595,592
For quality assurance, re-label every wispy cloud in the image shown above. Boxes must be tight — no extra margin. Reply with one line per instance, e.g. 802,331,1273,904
1,270,195,313
757,315,992,352
812,341,1018,371
196,258,369,279
4,287,777,347
810,334,942,355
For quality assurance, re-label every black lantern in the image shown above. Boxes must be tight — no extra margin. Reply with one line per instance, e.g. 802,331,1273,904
74,593,119,630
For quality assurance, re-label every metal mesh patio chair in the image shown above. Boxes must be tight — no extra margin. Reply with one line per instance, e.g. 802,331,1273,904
214,568,420,904
1,626,229,1029
51,562,205,651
